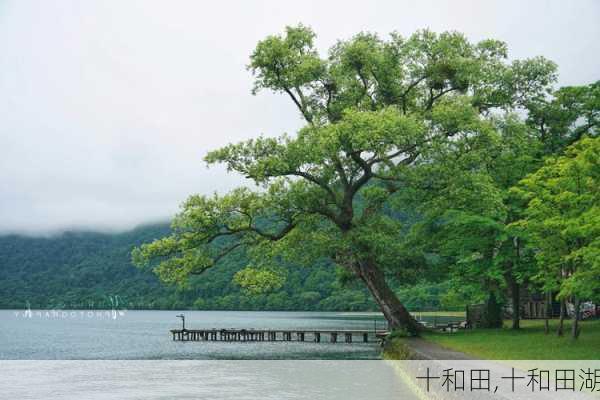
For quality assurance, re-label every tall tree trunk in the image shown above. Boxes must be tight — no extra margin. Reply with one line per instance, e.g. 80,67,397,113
352,259,421,335
557,299,566,336
544,291,551,335
507,239,521,330
506,275,520,330
571,297,581,339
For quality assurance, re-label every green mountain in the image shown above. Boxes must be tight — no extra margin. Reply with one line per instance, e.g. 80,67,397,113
0,223,457,311
0,223,380,311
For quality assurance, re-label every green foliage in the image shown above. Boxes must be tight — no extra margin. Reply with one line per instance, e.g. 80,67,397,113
0,224,173,309
248,26,556,124
527,81,600,153
382,336,413,360
0,224,381,311
396,281,477,311
397,106,557,317
513,137,600,301
133,26,561,333
5,27,596,334
233,266,286,294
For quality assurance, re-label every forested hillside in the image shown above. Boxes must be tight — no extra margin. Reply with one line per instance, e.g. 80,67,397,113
0,224,455,311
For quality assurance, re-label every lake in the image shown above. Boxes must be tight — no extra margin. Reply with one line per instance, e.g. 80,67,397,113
1,310,424,399
0,310,388,360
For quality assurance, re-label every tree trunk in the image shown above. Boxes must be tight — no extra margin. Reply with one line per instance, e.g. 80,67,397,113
507,239,521,330
482,292,503,328
507,276,520,330
544,291,551,335
557,299,565,336
571,297,581,339
352,259,421,335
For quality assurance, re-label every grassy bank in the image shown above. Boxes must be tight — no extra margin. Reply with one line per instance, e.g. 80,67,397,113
382,336,413,360
423,319,600,359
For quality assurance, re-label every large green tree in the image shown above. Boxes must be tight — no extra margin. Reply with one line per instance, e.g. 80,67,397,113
132,26,556,334
513,137,599,339
394,81,599,331
401,114,542,329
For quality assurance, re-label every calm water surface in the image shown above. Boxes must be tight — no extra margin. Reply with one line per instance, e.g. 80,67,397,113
1,360,417,400
0,310,388,360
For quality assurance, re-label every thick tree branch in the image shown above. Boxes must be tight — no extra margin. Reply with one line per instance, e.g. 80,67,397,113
273,67,314,124
357,70,377,110
347,150,373,201
290,170,339,205
332,155,349,186
426,86,460,110
222,220,297,242
400,76,427,113
190,242,246,275
367,143,419,166
283,86,313,124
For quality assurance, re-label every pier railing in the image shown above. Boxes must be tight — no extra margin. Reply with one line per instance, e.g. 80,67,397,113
170,328,389,343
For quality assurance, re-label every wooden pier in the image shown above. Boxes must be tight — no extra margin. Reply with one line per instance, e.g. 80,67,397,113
170,328,389,343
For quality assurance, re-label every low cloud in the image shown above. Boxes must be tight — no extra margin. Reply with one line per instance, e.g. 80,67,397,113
1,0,598,235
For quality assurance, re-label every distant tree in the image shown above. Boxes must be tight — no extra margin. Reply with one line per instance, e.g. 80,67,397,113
132,26,556,334
513,137,599,339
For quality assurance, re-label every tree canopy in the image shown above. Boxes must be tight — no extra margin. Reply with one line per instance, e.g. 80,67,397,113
132,25,594,335
514,137,599,301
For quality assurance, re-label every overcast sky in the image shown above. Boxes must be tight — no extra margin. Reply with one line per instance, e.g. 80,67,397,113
0,0,598,235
